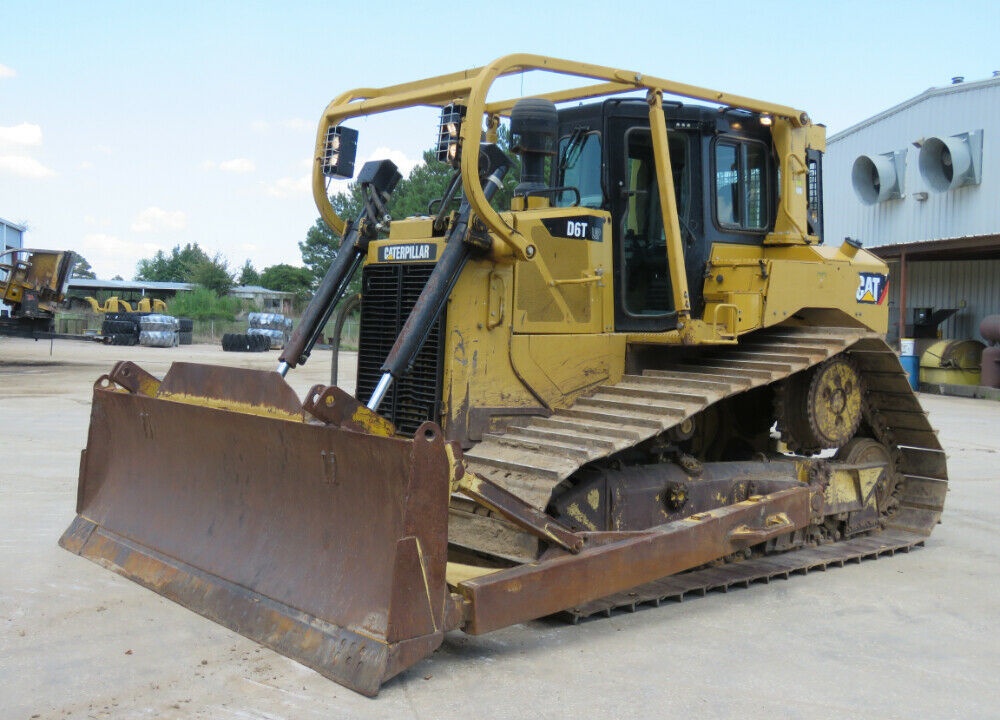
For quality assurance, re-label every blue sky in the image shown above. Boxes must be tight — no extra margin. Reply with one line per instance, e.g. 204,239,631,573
2,0,998,279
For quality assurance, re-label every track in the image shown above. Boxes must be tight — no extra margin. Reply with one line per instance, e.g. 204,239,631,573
457,325,949,613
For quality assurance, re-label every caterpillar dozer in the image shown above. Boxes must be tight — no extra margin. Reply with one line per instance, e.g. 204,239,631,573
60,55,947,696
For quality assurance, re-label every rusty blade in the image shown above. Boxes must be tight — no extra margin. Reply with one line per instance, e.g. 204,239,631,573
60,363,458,696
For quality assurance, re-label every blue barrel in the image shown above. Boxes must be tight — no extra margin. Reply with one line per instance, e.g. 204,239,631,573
900,354,919,390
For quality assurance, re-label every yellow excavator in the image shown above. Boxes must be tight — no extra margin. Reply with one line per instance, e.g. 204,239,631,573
60,55,947,696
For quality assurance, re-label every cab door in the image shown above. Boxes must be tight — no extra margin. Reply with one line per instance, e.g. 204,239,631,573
608,118,694,333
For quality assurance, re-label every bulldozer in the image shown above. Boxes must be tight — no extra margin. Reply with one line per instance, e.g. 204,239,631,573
60,55,948,696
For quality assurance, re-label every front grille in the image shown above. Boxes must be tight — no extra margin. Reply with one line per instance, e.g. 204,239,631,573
355,263,445,436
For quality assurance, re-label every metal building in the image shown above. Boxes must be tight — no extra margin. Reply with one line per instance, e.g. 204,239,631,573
824,73,1000,345
1,216,25,253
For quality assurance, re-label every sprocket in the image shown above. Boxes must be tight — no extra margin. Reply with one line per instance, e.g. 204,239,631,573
779,355,863,452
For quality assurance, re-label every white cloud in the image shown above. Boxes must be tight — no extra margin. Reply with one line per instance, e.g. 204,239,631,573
263,175,310,198
367,146,420,177
0,122,55,178
130,206,187,233
218,158,255,173
260,148,419,200
0,122,43,147
0,155,55,178
0,64,15,79
282,118,312,132
81,233,162,280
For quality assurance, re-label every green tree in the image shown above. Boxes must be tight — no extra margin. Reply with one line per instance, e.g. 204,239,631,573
260,263,314,305
136,243,212,282
299,217,341,287
389,149,455,219
70,256,97,279
189,254,234,296
135,249,174,281
238,259,261,286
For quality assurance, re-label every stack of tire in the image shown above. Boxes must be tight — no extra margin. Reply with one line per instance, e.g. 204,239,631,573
101,312,142,345
221,332,270,352
178,317,194,345
139,314,180,347
247,312,293,349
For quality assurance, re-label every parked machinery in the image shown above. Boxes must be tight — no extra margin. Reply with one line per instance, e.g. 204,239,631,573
0,247,75,337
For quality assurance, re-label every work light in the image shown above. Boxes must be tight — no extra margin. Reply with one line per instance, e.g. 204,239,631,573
322,125,359,179
436,103,466,167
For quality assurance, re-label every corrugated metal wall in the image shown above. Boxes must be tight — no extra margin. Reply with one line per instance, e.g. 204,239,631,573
825,78,1000,248
824,79,1000,349
885,258,1000,343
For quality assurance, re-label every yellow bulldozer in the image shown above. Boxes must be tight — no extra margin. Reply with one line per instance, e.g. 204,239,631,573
60,55,947,696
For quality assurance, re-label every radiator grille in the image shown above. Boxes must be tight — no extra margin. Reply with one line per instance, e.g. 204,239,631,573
355,263,445,436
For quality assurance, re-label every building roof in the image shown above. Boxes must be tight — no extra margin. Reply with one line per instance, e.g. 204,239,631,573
830,73,1000,143
230,284,295,297
0,217,27,232
66,280,294,297
68,279,196,292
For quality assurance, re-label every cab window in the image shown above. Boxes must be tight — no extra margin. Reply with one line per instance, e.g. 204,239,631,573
714,139,768,231
556,131,603,208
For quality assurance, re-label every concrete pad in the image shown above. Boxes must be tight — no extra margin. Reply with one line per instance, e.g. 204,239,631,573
1,336,997,718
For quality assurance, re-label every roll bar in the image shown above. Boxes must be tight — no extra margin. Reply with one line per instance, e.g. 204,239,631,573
313,52,822,273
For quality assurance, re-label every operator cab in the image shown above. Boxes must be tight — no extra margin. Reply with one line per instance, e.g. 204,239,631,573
549,99,778,333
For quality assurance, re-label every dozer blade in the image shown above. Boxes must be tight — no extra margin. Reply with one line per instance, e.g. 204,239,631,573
59,362,459,696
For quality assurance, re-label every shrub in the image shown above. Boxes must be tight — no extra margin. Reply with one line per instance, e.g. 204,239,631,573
168,287,242,321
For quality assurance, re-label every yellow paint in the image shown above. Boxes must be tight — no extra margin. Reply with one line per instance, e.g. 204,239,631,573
349,406,396,437
826,466,882,509
156,392,305,423
135,376,161,398
510,209,613,335
445,443,466,494
446,561,499,586
565,502,598,531
586,489,600,511
510,333,625,409
703,240,889,336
